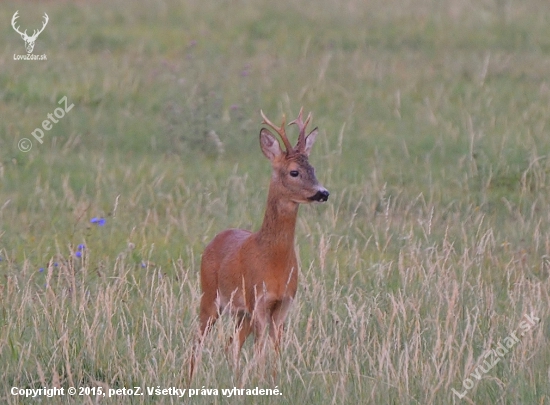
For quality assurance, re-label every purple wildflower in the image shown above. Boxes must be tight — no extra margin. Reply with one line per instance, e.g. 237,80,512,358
90,217,106,226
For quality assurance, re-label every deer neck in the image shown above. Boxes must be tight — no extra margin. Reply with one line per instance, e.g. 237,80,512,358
256,182,299,254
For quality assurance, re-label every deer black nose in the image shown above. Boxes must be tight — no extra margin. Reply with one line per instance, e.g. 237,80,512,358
309,189,330,202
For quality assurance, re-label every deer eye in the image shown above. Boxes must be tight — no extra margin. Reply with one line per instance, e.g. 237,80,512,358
289,170,299,177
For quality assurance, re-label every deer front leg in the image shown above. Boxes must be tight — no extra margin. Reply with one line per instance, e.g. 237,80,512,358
226,312,252,372
250,294,271,358
269,297,293,354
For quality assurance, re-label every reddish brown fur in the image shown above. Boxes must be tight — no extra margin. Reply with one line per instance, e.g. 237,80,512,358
190,109,329,379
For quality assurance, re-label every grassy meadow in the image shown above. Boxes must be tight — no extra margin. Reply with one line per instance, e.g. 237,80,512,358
1,0,550,403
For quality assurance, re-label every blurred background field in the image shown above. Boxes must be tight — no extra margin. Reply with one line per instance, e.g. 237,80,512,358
1,0,550,403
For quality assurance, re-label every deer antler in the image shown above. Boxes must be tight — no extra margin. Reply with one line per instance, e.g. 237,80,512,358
31,13,49,40
260,110,293,153
11,11,27,38
11,11,48,40
289,107,312,152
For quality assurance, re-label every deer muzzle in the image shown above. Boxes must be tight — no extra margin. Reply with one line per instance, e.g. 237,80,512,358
308,188,330,202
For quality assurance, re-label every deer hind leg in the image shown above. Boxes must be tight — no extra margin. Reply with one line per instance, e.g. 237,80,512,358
199,295,219,336
236,312,253,351
189,292,220,381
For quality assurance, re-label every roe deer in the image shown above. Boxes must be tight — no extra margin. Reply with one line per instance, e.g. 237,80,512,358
190,108,329,379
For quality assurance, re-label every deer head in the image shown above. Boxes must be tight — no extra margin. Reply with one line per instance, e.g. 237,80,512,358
260,108,329,203
12,11,49,54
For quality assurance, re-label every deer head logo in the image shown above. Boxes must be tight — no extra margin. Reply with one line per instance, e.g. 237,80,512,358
11,11,49,54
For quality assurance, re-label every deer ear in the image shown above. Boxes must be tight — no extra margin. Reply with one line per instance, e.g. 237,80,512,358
303,127,318,156
260,129,283,161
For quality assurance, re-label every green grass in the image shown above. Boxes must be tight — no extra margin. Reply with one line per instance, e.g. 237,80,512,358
1,0,550,403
